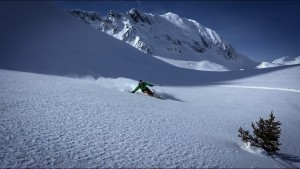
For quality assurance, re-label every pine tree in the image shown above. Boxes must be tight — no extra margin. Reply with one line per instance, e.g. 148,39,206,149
238,127,253,143
251,111,281,154
238,111,282,154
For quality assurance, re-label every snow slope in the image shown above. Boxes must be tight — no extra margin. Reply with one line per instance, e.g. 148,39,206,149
0,1,283,86
1,66,300,168
1,1,300,168
0,1,179,81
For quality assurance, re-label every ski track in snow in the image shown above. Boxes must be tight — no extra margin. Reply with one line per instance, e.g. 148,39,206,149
218,85,300,93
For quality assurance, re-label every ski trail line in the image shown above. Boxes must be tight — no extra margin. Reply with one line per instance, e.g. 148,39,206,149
217,85,300,93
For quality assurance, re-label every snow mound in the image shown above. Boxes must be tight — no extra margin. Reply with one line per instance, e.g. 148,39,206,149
256,62,283,69
241,142,268,156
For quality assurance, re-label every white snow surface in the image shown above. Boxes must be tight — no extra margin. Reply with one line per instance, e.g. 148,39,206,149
1,2,300,168
257,62,283,69
273,56,300,65
1,66,300,168
257,56,300,69
153,55,230,71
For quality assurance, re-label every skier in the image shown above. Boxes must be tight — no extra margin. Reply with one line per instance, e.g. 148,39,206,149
131,80,155,96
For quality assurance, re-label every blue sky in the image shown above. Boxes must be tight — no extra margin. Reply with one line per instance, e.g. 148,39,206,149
54,1,300,62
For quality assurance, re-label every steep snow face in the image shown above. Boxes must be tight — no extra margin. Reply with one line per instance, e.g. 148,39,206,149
0,1,277,86
0,2,182,81
160,12,190,31
68,9,259,71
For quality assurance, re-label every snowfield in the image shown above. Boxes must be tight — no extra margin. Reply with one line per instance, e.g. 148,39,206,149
0,1,300,168
1,66,300,168
257,56,300,69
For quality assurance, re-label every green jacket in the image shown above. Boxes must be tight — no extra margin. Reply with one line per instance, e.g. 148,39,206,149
132,82,153,93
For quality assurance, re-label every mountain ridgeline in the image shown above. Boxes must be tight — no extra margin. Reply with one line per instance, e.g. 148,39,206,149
68,9,258,71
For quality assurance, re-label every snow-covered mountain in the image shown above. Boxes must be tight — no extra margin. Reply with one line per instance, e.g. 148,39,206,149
257,56,300,69
69,9,258,71
273,56,300,65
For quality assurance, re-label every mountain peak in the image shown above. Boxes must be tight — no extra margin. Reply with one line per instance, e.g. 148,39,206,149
162,12,180,18
108,10,121,18
127,8,151,24
128,8,139,15
69,8,258,71
161,12,183,23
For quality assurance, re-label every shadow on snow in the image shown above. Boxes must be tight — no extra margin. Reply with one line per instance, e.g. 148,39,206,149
158,92,184,102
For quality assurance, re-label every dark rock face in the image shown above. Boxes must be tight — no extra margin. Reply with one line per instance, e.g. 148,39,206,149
108,10,121,19
128,8,151,25
69,9,101,23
